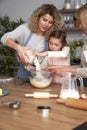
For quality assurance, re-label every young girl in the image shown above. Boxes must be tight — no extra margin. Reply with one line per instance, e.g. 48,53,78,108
34,30,70,83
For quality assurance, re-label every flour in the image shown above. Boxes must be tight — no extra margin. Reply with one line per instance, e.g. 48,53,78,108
24,51,52,88
30,55,52,88
30,77,52,88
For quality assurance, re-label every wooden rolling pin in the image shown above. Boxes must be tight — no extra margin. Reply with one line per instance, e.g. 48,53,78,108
56,98,87,110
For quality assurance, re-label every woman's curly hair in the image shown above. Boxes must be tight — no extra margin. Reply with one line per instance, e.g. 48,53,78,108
28,4,61,40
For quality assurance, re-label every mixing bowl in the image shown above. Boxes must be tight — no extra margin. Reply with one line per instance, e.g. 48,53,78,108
29,68,52,88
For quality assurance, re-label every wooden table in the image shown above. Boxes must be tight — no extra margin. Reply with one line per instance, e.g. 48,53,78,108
0,82,87,130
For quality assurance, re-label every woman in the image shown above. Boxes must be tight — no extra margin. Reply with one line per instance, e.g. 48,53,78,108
1,4,61,84
46,4,87,86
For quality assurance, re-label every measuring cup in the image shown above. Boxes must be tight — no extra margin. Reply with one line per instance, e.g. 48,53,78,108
0,101,21,109
59,72,84,99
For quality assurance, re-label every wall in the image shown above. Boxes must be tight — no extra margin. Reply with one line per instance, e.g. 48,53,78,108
0,0,84,41
0,0,64,21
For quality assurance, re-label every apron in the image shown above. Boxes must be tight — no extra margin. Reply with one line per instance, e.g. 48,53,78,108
16,31,47,81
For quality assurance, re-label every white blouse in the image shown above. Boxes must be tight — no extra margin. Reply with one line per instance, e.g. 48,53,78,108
41,46,70,83
41,46,70,66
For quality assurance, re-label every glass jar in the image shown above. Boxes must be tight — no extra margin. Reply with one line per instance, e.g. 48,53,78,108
64,0,72,9
81,0,87,5
73,0,81,9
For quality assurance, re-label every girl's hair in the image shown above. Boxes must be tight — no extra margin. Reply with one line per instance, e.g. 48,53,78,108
28,4,61,39
75,4,87,29
48,30,67,47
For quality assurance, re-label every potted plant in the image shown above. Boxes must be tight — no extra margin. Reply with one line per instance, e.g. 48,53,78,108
0,16,25,76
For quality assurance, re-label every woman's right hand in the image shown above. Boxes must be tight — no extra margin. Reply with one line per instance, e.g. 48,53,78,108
5,38,32,65
17,45,32,65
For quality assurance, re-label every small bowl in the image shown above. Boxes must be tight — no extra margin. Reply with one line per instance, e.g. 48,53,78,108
29,68,52,88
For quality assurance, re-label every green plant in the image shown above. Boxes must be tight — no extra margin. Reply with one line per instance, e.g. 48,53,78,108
0,16,25,76
70,39,84,63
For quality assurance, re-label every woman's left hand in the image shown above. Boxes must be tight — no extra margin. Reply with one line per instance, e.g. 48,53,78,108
46,65,76,76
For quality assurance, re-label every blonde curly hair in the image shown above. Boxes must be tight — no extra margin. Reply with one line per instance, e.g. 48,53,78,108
28,4,61,39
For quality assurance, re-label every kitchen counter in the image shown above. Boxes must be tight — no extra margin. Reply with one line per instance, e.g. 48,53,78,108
0,82,87,130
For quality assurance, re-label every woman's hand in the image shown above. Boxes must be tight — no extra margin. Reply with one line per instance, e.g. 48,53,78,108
45,65,76,76
5,38,33,65
45,65,63,76
17,45,32,65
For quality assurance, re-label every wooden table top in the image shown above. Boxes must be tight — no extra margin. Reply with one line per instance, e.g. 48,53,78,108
0,82,87,130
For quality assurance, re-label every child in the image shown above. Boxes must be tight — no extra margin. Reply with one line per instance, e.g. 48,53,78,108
34,30,70,83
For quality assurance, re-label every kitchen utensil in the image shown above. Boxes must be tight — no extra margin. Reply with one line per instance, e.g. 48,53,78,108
64,0,72,9
25,92,58,98
73,0,81,9
29,68,52,88
0,77,14,87
9,101,21,109
56,98,87,110
0,101,21,109
24,50,44,66
37,106,51,118
59,72,84,99
0,77,14,83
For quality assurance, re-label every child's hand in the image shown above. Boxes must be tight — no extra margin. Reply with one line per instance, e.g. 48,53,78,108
33,51,41,57
33,51,48,57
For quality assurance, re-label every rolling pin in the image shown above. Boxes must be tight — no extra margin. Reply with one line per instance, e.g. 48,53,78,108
56,98,87,110
25,92,58,98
